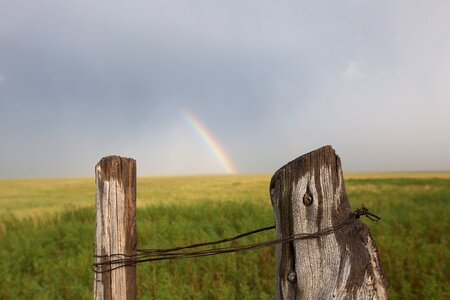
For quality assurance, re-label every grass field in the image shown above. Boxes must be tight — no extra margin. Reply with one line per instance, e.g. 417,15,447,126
0,174,449,299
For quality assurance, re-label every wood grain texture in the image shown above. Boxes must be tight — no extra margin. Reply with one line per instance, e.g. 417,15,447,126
270,146,388,300
94,156,137,300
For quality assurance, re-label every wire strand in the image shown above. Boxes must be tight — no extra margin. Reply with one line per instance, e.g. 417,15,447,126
93,205,380,273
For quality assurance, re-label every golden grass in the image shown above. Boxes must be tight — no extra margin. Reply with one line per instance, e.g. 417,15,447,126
1,172,448,219
0,175,271,219
344,172,450,179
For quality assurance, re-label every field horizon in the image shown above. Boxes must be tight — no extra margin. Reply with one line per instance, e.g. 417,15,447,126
1,172,450,219
1,170,450,180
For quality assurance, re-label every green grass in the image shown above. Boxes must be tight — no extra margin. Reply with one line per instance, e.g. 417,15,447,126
0,175,449,299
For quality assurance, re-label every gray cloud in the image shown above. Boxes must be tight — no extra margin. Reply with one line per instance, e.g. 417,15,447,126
1,0,449,177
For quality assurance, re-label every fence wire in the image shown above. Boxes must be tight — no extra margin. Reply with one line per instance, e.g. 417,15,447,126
93,206,380,273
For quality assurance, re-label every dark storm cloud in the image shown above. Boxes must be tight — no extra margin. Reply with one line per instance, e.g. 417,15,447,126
0,0,449,177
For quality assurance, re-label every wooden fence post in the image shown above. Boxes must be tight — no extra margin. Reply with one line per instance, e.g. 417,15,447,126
94,156,137,300
270,146,388,299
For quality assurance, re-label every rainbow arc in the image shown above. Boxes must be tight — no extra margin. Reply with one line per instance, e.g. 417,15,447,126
182,110,236,174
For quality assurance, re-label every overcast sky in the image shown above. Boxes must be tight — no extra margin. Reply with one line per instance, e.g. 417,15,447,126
1,0,449,178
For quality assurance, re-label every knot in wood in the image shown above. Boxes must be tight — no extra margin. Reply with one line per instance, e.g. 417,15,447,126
303,193,313,206
287,272,296,283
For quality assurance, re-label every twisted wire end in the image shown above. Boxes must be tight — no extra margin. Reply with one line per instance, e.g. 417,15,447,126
353,205,381,222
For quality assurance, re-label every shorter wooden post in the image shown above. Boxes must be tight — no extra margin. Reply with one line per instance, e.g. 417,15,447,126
270,146,388,299
94,156,137,300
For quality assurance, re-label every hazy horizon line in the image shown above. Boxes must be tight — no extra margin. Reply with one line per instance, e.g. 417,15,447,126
1,170,450,181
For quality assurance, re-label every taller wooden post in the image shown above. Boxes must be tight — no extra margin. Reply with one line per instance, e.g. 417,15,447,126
94,156,137,300
270,146,388,299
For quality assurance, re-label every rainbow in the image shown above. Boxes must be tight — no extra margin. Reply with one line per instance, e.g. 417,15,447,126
182,110,236,174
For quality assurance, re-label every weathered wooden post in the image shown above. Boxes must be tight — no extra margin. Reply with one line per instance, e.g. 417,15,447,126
94,156,137,300
270,146,388,299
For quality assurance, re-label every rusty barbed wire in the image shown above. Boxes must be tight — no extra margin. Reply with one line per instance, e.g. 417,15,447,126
93,205,380,273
